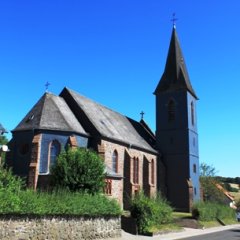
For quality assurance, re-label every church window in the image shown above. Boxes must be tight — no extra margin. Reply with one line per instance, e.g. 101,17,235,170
151,159,155,185
104,179,112,195
112,150,118,173
133,157,139,184
168,99,175,122
48,140,61,171
191,101,195,126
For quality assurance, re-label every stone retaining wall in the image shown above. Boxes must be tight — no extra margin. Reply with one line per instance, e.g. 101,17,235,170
0,215,121,240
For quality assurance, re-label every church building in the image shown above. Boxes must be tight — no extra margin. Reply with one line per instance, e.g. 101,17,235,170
6,26,200,212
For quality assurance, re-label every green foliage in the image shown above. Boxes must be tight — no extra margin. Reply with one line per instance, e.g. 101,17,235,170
0,189,121,216
192,202,236,221
200,163,226,204
51,148,105,194
200,162,217,177
130,192,173,234
0,135,8,163
0,166,25,213
216,176,240,185
0,135,8,145
0,164,121,216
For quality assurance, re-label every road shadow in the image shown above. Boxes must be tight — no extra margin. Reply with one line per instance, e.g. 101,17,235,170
230,229,240,233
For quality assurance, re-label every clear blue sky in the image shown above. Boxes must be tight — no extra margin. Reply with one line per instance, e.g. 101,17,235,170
0,1,239,178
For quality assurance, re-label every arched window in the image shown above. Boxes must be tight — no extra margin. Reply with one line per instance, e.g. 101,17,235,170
112,150,118,173
49,140,61,170
133,157,139,184
151,159,155,185
168,99,175,122
191,101,195,126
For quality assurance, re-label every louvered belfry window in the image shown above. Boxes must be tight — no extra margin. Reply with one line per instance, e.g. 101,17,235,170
191,101,195,126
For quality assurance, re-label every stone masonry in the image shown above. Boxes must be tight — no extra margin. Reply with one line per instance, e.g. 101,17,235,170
0,215,121,240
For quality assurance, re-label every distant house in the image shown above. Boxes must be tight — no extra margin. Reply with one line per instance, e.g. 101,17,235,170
6,26,201,212
215,183,235,204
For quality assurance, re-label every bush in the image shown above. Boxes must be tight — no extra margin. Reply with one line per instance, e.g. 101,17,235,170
130,192,173,234
0,166,25,213
51,148,106,194
192,202,236,221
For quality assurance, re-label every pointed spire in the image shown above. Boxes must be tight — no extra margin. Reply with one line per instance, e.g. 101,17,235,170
154,26,198,99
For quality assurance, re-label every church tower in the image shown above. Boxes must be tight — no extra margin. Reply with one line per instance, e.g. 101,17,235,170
155,26,200,211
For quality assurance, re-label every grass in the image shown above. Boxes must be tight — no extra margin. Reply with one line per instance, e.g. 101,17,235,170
148,223,182,234
142,212,191,234
230,191,240,201
173,212,192,219
199,218,238,229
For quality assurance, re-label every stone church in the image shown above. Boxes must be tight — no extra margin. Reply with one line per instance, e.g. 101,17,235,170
6,26,200,212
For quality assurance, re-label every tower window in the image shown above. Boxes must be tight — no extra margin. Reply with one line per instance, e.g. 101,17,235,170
193,164,197,173
49,140,61,171
191,101,195,126
112,150,118,173
168,99,175,122
133,157,139,184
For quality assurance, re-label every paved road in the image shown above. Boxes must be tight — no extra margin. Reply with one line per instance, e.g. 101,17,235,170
179,227,240,240
109,224,240,240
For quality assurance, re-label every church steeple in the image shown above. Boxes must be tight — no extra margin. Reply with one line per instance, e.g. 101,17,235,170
155,26,200,211
154,26,198,99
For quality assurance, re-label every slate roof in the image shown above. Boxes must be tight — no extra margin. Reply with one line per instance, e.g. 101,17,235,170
154,26,198,99
13,92,88,136
61,88,157,154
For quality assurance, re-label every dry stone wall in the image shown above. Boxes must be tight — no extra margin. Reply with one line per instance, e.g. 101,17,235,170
0,215,121,240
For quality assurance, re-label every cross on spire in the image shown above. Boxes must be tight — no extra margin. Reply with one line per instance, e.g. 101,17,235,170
45,81,50,92
140,111,145,120
171,13,178,28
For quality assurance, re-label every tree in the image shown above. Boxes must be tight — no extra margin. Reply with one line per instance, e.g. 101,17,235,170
0,135,8,145
0,135,8,164
200,162,226,204
200,162,217,177
51,147,106,194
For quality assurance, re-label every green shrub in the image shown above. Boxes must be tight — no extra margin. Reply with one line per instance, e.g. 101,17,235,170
130,192,173,234
51,148,106,194
0,167,25,213
192,202,236,221
0,189,121,216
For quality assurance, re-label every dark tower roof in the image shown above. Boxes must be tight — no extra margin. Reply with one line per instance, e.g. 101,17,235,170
154,26,198,99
